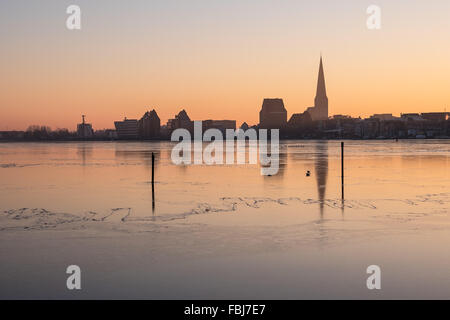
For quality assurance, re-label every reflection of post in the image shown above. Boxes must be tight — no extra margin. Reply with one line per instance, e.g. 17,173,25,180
152,152,155,213
341,142,344,199
152,181,155,213
152,152,155,184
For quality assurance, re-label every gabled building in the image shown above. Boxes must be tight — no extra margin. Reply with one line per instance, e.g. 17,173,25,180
288,111,312,127
167,109,193,132
138,109,160,139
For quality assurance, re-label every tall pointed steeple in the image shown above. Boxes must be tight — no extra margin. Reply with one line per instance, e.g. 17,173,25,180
312,55,328,120
316,56,327,98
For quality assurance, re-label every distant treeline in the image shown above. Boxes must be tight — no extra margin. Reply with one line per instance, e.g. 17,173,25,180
24,125,76,140
0,126,105,141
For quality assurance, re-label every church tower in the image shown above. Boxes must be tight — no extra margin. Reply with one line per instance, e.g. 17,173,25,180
313,56,328,120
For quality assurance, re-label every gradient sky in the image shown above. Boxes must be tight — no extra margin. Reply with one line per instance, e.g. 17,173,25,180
1,0,450,130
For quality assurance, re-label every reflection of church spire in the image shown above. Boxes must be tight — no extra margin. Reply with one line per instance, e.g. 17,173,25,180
314,142,328,217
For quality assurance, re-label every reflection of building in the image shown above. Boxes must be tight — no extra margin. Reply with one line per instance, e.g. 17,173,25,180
202,120,236,134
77,143,92,166
114,118,139,139
259,98,287,129
138,109,160,139
314,142,328,217
306,56,328,121
77,115,94,138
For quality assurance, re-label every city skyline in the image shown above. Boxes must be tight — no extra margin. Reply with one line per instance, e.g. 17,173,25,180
2,53,449,134
1,0,450,130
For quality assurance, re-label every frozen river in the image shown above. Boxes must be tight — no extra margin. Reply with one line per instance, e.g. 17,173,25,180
0,140,449,299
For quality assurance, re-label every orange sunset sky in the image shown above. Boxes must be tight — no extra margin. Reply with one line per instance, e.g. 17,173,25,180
1,0,450,131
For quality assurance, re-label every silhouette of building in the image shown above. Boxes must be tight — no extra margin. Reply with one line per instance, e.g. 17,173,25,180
0,131,25,141
370,113,400,121
202,120,236,134
138,109,160,139
401,113,425,122
93,129,117,140
240,122,249,130
306,56,328,121
283,111,314,138
167,109,193,132
114,118,139,139
288,111,312,127
77,115,94,138
421,112,449,121
259,98,287,129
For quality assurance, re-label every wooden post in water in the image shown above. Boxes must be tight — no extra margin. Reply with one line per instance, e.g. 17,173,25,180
341,142,344,199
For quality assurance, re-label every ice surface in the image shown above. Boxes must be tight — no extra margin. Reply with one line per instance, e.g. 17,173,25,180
0,140,449,298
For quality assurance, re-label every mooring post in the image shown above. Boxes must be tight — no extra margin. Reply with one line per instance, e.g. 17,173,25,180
341,142,344,199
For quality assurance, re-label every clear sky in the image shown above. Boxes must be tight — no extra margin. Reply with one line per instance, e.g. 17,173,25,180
1,0,449,130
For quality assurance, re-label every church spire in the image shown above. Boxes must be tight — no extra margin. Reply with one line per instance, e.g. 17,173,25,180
311,55,329,121
316,55,327,98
